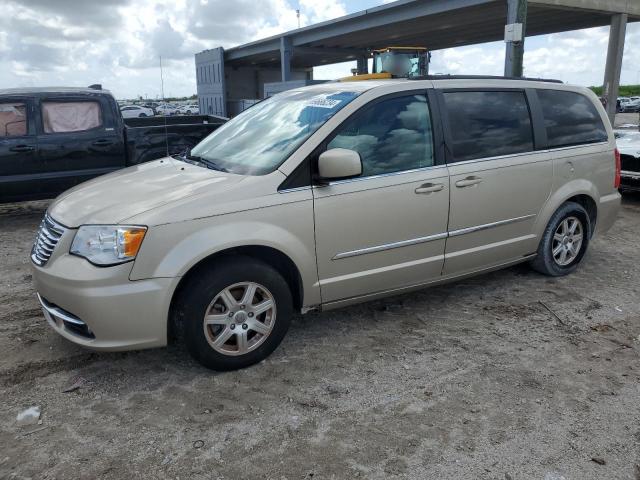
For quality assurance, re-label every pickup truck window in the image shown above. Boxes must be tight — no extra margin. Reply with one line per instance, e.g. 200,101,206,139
0,103,27,137
190,88,361,175
42,101,102,134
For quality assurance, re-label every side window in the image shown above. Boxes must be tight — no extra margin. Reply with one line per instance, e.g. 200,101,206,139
327,94,434,177
0,102,28,137
443,90,534,163
42,101,103,134
537,89,608,148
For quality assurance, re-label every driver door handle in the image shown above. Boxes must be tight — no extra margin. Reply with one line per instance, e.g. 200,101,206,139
415,183,444,194
9,145,35,153
455,176,483,188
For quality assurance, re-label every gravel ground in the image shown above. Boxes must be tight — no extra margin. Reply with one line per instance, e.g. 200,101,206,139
0,196,639,480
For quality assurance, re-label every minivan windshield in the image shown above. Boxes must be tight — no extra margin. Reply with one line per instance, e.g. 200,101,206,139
190,88,361,175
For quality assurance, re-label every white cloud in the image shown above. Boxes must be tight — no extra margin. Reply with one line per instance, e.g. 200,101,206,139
0,0,637,99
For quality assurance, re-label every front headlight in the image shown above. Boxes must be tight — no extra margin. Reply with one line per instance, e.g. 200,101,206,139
70,225,147,266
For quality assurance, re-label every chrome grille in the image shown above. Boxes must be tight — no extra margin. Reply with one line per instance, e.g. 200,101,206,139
31,214,65,266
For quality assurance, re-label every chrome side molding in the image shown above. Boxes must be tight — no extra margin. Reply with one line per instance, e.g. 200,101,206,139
333,232,448,260
448,214,536,237
333,213,536,260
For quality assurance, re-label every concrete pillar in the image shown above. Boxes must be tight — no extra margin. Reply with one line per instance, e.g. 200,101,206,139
357,55,368,74
602,14,627,126
504,0,527,77
280,36,292,82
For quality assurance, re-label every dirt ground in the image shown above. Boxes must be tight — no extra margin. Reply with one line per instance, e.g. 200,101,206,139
0,196,639,480
614,112,639,128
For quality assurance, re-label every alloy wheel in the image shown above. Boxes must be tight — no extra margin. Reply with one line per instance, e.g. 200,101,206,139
552,216,583,266
203,282,276,356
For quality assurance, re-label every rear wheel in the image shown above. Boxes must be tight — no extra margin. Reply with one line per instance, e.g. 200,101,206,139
174,256,293,370
530,201,591,276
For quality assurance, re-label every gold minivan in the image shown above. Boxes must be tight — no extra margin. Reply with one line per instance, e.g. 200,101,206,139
31,77,621,370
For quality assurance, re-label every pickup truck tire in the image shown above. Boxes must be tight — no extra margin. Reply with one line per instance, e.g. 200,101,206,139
530,201,591,277
176,256,293,371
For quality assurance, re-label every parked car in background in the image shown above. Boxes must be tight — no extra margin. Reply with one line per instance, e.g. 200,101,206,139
620,98,640,113
156,104,179,115
30,77,620,371
141,103,159,114
0,86,227,202
120,105,155,118
615,129,640,192
178,104,199,115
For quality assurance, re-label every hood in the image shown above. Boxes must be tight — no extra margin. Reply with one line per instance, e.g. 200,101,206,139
49,158,247,227
615,130,640,158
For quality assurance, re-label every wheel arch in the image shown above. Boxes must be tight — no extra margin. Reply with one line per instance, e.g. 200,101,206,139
536,180,599,239
168,245,304,343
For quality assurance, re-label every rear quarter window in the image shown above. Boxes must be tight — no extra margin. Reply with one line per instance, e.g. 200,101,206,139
537,90,608,148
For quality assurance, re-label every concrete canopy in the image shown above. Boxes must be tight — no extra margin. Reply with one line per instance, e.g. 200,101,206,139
223,0,640,69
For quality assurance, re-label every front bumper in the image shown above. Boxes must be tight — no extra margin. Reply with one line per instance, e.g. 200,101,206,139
31,229,179,351
621,171,640,192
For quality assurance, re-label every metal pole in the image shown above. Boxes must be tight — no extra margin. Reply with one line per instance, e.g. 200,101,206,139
602,14,627,127
357,55,368,75
504,0,527,77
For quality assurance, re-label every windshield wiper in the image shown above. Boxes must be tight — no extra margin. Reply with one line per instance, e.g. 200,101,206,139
172,152,228,173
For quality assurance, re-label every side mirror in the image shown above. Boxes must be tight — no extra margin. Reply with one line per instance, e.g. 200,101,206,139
317,148,362,181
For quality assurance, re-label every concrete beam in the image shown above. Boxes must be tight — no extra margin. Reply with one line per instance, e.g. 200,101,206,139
293,46,368,58
280,36,292,82
602,13,627,125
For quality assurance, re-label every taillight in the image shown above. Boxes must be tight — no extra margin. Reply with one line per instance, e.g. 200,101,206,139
614,148,621,189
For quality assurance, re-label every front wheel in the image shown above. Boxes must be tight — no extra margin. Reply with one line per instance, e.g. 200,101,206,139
530,201,591,276
139,113,147,117
174,256,293,371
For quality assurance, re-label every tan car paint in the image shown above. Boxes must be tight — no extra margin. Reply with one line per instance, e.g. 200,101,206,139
32,78,621,351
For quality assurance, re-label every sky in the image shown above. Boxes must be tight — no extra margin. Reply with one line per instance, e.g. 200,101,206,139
0,0,638,99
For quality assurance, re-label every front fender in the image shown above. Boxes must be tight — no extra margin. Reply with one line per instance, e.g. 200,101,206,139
129,200,320,306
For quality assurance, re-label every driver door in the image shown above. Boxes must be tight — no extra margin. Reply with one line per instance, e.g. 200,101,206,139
312,91,450,304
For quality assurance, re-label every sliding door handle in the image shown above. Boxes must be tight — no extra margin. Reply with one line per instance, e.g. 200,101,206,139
455,176,482,188
415,183,444,194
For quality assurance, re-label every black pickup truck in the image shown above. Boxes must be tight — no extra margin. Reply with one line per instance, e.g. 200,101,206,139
0,86,226,203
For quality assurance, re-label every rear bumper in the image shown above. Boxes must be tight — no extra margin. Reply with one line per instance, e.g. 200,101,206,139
32,251,179,351
596,191,621,235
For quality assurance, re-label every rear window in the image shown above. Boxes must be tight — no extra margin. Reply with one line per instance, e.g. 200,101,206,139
537,90,607,148
443,90,534,163
42,101,103,134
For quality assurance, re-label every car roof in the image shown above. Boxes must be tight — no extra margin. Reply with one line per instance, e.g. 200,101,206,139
0,86,113,96
295,76,589,97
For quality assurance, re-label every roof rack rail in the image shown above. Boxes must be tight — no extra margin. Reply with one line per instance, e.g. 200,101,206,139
410,75,563,84
88,84,102,90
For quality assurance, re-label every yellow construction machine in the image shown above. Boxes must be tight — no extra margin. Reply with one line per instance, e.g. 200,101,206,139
340,46,430,82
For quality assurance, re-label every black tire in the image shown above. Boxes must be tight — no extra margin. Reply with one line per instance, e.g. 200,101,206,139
174,256,293,371
139,113,147,117
530,201,591,276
